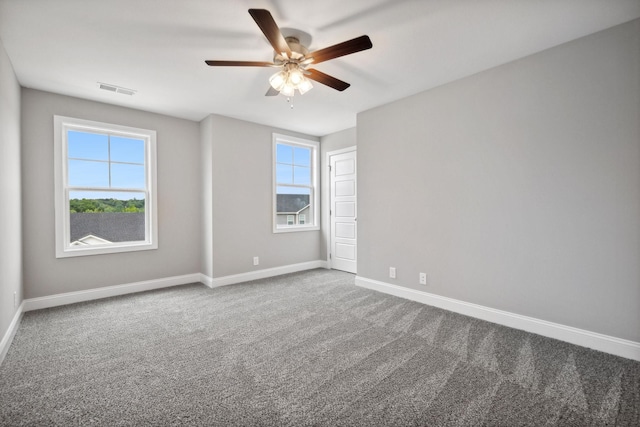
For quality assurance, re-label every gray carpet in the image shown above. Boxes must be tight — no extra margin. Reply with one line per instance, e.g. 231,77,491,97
1,269,638,426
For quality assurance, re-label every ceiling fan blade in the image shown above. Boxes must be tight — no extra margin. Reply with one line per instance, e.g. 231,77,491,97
248,9,292,57
265,86,279,96
306,35,372,64
306,69,351,91
205,60,274,67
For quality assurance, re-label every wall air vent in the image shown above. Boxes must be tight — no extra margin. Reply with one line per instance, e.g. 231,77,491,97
97,82,136,96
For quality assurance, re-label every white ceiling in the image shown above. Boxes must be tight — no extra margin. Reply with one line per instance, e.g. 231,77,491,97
1,0,639,136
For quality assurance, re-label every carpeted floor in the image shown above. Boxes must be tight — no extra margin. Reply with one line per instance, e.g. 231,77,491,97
1,269,638,426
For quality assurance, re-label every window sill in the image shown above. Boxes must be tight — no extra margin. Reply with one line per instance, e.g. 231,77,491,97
273,225,320,234
56,241,158,258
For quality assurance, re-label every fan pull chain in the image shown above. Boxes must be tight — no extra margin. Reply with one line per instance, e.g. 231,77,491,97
287,97,294,109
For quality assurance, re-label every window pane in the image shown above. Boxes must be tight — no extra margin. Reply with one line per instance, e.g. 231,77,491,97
293,166,310,185
275,186,313,225
111,163,145,189
69,191,146,245
293,147,310,167
68,131,108,160
68,159,109,187
276,186,310,212
276,144,293,164
110,136,145,164
276,164,293,184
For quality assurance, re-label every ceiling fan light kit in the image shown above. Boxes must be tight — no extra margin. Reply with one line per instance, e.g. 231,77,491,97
268,60,314,96
205,9,372,100
270,70,311,96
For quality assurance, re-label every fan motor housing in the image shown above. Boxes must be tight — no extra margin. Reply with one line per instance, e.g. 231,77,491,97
286,37,308,55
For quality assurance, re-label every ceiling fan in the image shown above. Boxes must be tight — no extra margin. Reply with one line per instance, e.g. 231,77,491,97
205,9,372,97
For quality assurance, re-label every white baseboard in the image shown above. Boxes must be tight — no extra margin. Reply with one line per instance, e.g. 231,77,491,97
23,273,202,312
203,260,328,289
18,261,327,313
355,276,640,362
0,302,24,366
199,273,214,288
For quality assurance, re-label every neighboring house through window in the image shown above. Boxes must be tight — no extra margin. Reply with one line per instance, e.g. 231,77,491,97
273,133,319,232
54,116,157,257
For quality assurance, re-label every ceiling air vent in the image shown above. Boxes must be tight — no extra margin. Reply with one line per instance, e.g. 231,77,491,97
98,82,136,96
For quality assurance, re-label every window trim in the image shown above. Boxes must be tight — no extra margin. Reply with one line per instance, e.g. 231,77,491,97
272,133,319,233
54,115,158,258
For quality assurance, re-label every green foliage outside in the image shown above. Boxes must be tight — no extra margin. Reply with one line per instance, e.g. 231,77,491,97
70,198,145,213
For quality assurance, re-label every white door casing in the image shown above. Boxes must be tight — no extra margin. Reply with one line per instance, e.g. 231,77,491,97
330,150,357,274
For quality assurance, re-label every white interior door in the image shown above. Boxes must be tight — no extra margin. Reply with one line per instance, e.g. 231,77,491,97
330,150,357,274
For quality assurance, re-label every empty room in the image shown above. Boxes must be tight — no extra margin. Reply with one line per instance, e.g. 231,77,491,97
1,1,639,425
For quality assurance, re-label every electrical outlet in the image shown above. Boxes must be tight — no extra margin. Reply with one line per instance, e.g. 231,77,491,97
253,256,259,266
389,267,396,279
13,292,17,308
419,273,427,285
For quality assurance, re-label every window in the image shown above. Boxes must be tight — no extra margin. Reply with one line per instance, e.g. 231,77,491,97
273,133,319,232
54,116,157,257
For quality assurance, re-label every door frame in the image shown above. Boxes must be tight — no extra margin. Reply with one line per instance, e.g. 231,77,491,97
325,146,357,271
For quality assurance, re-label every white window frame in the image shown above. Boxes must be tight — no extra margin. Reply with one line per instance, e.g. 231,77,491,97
54,115,158,258
272,133,319,233
299,214,305,225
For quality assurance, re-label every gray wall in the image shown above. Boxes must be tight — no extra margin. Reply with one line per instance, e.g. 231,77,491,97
0,40,22,342
320,128,357,261
21,89,202,298
201,114,321,278
357,19,640,342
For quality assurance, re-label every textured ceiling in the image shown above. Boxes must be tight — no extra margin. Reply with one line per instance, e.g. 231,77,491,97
1,0,639,136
